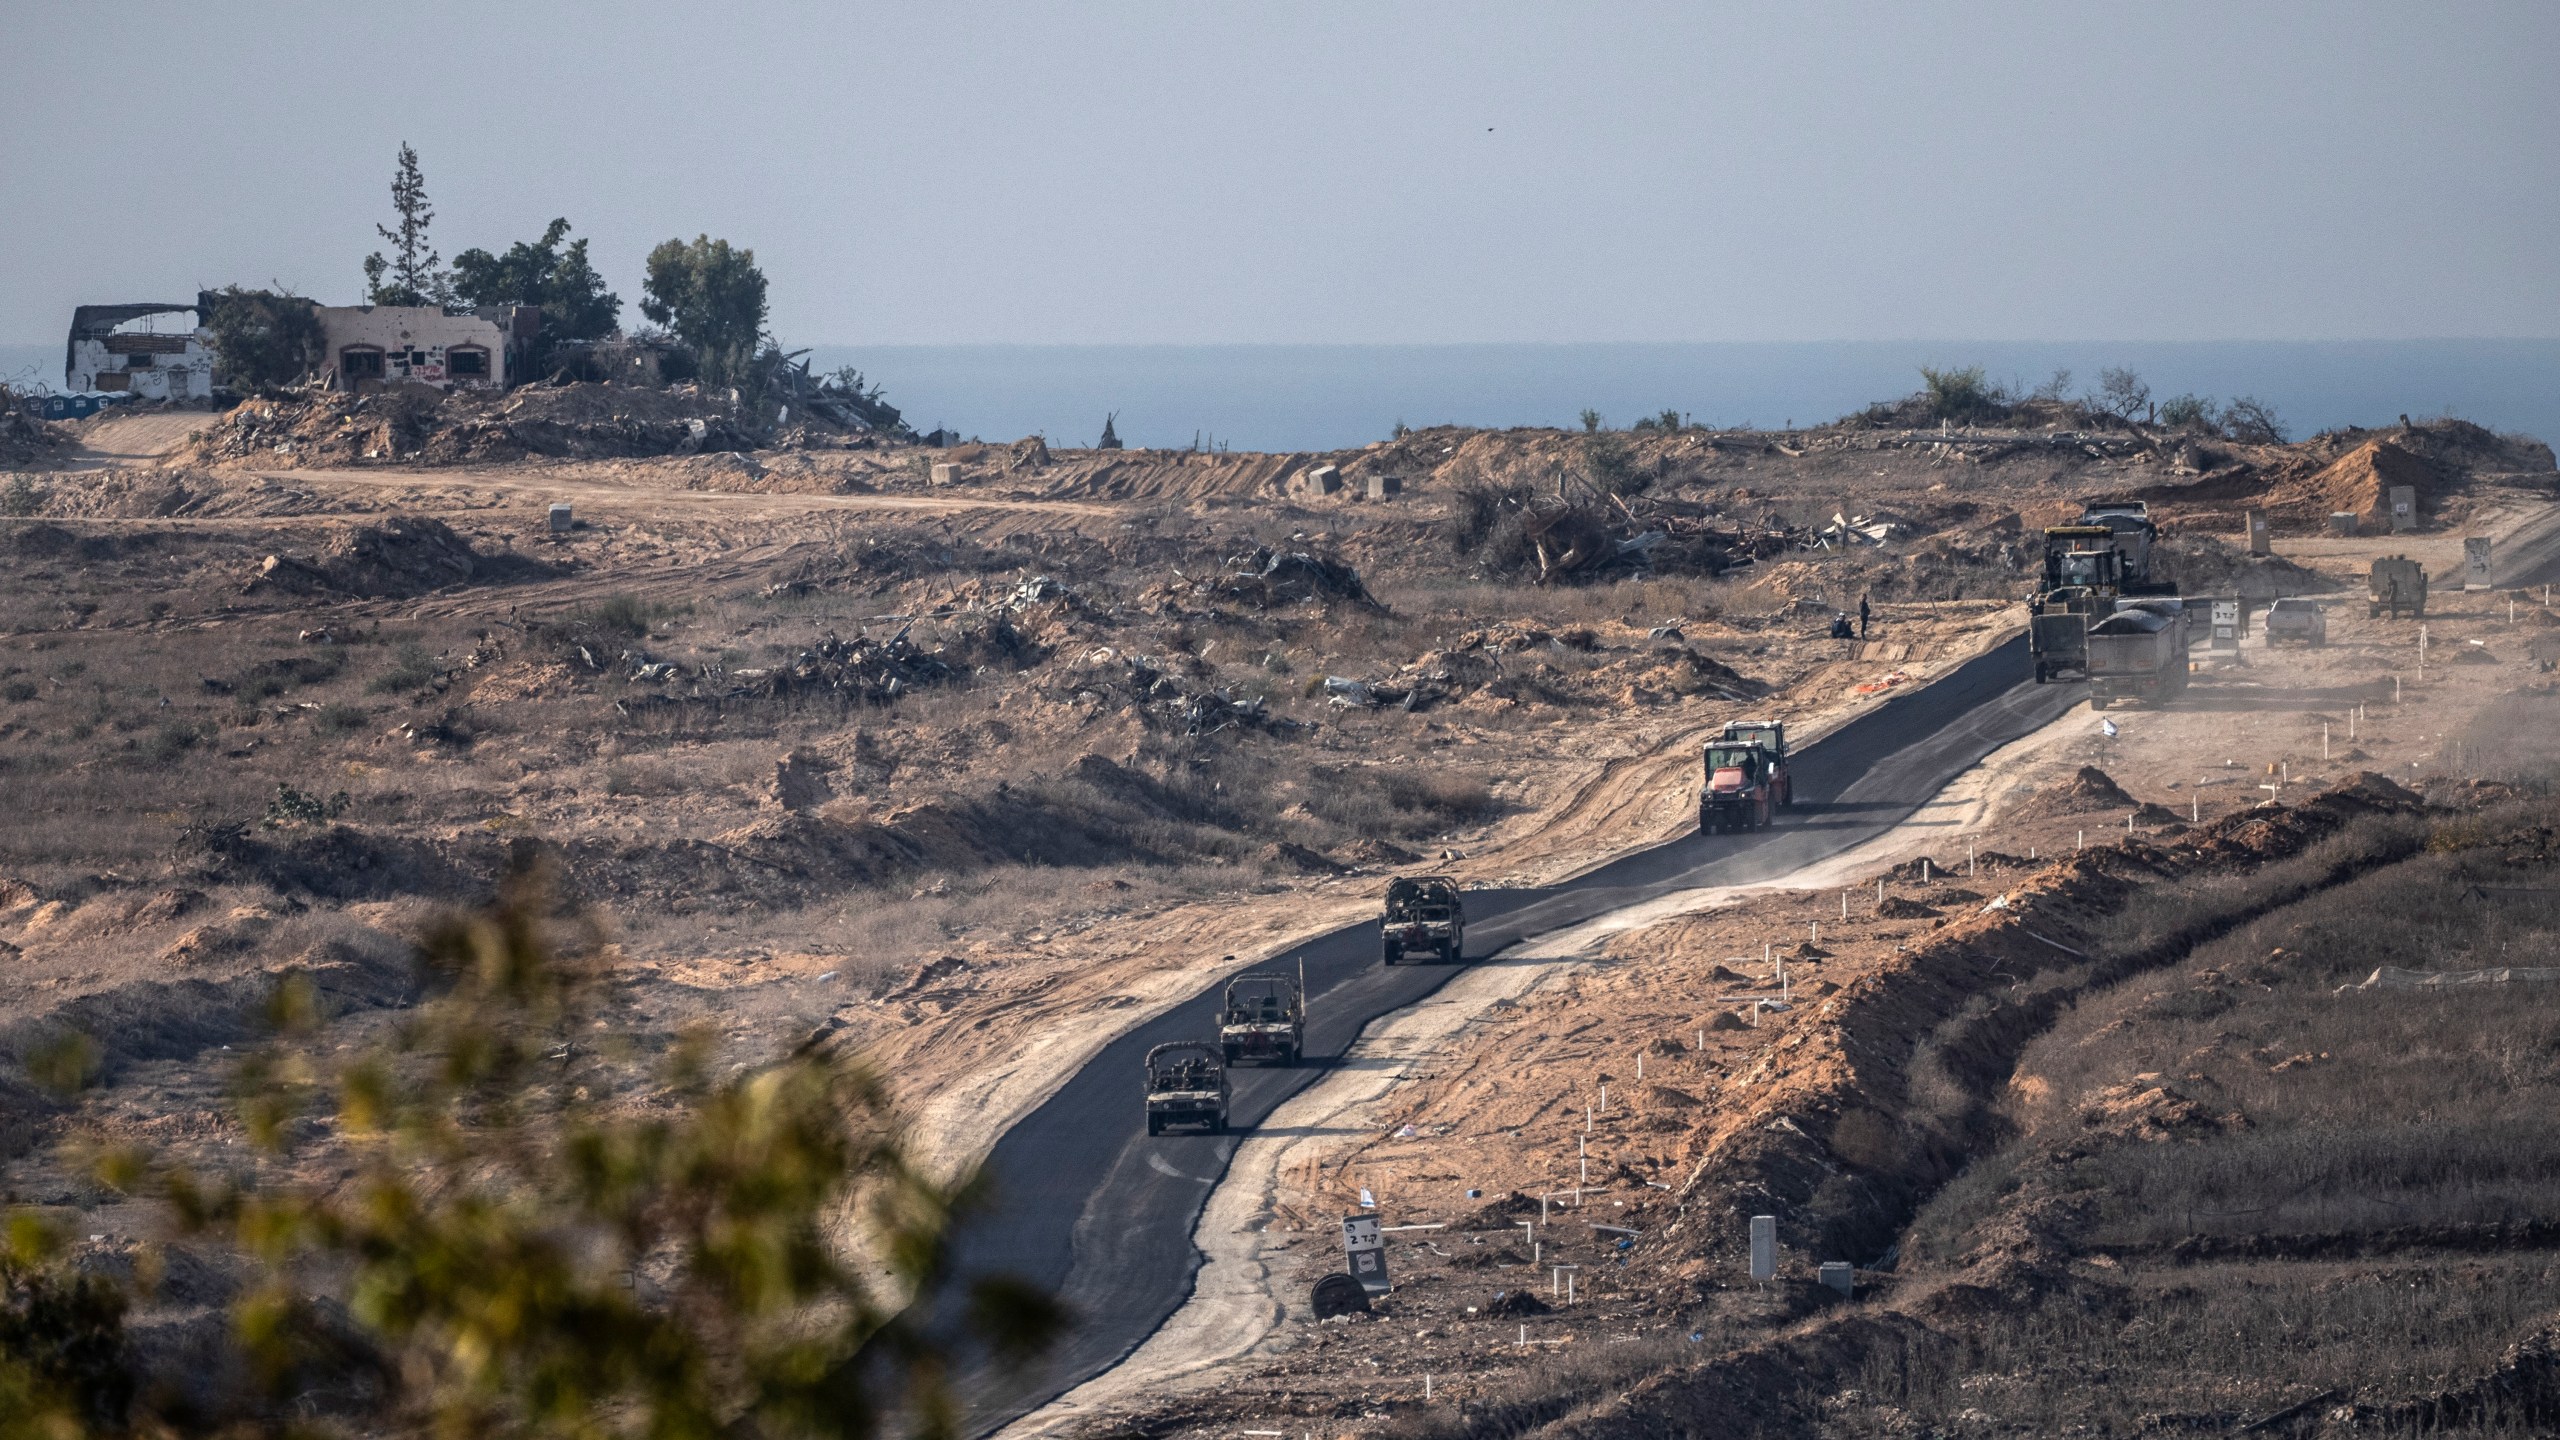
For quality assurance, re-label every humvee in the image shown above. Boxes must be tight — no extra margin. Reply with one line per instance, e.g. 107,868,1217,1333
1220,969,1304,1066
1143,1041,1229,1136
1382,875,1464,965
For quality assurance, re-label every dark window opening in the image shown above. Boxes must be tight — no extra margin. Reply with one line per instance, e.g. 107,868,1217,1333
340,347,386,383
448,347,489,377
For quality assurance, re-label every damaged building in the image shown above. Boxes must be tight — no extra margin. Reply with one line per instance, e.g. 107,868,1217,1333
65,302,217,400
64,295,540,397
315,303,538,393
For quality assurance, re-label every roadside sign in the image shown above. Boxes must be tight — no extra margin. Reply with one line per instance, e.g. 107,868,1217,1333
2390,486,2417,533
2465,537,2493,590
1342,1214,1392,1293
2209,599,2240,651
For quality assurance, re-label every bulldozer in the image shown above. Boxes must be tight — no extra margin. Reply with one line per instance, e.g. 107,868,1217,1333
1219,970,1304,1066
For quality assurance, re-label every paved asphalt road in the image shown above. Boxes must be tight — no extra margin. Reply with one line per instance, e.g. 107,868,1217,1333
943,631,2077,1431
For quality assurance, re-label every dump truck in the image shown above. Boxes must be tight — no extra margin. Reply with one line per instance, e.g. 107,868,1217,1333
1143,1041,1229,1135
2086,601,2192,709
1381,876,1464,965
1718,720,1793,808
2369,556,2428,619
1219,970,1304,1066
1699,737,1779,832
2263,597,2327,647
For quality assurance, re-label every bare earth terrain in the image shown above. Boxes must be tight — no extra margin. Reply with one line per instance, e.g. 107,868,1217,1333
5,389,2559,1435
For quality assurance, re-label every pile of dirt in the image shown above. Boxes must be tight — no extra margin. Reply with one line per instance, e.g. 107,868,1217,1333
2155,534,2341,599
2263,439,2436,531
2014,765,2138,818
0,402,68,468
244,517,493,599
174,383,768,468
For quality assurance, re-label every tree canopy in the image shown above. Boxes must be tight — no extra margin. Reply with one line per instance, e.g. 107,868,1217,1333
450,219,624,348
363,143,451,308
199,287,326,393
641,236,769,385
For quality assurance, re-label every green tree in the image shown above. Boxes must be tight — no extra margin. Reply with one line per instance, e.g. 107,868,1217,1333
364,143,452,307
200,286,326,393
450,219,623,348
2156,393,2218,430
641,237,769,386
36,865,1062,1439
1918,364,2004,423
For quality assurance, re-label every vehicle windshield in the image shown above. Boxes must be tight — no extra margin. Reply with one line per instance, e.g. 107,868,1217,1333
1707,747,1757,771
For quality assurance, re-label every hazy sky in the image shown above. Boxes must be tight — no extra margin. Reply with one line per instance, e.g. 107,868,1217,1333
4,2,2554,346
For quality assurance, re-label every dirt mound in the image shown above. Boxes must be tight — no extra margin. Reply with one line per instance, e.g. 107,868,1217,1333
2156,534,2340,599
1876,895,1941,920
2015,766,2138,818
2264,439,2435,531
243,517,516,599
175,384,768,468
0,402,69,468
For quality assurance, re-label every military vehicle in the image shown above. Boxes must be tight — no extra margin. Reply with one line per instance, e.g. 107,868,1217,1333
2086,600,2193,709
1143,1041,1229,1135
2031,504,2180,683
1219,970,1304,1066
1699,735,1779,832
2263,597,2328,647
1717,720,1793,808
1381,876,1464,965
2369,556,2428,619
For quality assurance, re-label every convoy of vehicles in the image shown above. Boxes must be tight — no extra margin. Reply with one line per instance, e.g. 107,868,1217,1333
1142,1041,1229,1135
1380,876,1465,964
2029,502,2178,685
1218,971,1304,1066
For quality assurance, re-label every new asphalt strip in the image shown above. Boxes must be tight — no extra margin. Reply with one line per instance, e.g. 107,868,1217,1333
944,631,2077,1431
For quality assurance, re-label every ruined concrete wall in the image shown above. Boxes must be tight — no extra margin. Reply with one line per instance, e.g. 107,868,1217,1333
315,305,510,393
68,314,215,400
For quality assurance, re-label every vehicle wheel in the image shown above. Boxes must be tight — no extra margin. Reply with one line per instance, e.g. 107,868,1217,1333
1383,947,1401,966
1285,1043,1301,1066
1211,1116,1227,1135
1223,1046,1239,1066
1147,1115,1161,1136
1441,941,1458,964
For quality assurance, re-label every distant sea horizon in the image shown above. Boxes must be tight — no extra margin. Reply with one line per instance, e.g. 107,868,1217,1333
8,339,2556,455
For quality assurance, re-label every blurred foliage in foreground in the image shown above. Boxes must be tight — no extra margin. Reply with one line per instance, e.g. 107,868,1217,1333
1,864,1061,1439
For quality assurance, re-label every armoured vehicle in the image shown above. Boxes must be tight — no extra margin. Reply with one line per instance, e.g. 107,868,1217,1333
1381,876,1464,964
1219,970,1304,1066
2369,556,2428,619
1143,1041,1229,1135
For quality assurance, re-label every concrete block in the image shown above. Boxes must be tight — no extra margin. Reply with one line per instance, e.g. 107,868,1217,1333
1749,1215,1776,1282
1366,473,1403,500
2245,511,2270,555
930,462,960,486
2390,485,2417,532
1819,1262,1855,1297
548,503,574,533
1304,464,1341,495
2328,512,2358,536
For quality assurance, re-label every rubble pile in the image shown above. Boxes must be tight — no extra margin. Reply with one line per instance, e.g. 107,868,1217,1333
599,620,1041,712
243,517,489,599
0,390,68,468
175,383,769,467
